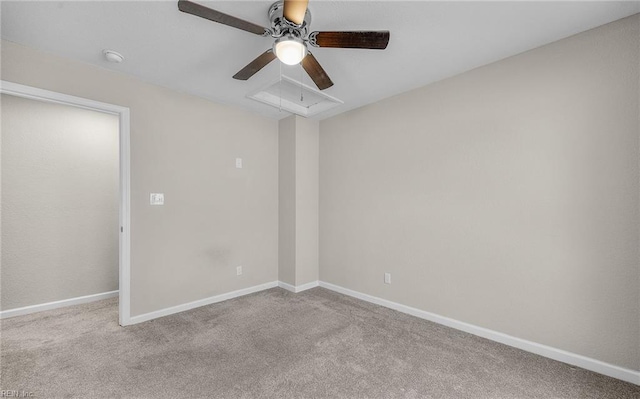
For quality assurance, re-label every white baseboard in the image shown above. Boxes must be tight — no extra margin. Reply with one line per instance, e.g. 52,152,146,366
128,281,279,325
6,281,635,385
0,290,119,319
129,280,317,325
296,280,319,292
278,280,319,293
318,281,640,386
278,281,296,292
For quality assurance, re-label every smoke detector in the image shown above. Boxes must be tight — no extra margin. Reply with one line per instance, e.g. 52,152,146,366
103,50,124,63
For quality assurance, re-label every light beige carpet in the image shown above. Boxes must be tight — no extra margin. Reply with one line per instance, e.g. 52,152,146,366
1,287,638,398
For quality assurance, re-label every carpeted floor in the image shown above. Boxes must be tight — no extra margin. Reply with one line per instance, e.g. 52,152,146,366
1,287,638,398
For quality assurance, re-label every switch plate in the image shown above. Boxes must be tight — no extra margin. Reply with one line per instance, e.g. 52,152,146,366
384,272,391,284
236,266,243,276
150,193,164,206
235,158,243,168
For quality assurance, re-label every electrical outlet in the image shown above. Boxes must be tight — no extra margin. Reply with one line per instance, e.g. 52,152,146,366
384,272,391,284
236,266,243,276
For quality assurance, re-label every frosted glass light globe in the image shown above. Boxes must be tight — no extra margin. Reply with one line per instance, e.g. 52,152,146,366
274,37,307,65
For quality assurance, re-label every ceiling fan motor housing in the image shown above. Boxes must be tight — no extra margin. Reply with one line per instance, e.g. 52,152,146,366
267,1,311,40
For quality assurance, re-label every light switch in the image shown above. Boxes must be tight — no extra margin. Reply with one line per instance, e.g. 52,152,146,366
150,193,164,205
235,158,243,168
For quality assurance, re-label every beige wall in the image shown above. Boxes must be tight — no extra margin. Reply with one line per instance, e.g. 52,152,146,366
294,117,319,286
1,94,119,310
278,116,296,285
1,40,279,317
278,116,319,287
320,15,640,371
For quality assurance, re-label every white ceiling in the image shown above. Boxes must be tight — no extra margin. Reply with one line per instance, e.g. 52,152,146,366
2,1,638,120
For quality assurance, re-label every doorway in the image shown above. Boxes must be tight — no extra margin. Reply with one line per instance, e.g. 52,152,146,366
0,81,131,326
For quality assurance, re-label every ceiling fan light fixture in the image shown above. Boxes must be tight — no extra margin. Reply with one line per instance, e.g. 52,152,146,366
178,0,389,90
273,36,307,65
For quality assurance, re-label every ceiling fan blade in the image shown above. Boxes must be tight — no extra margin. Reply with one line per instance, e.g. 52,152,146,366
283,0,308,26
309,31,390,49
301,52,333,90
178,0,267,36
233,50,277,81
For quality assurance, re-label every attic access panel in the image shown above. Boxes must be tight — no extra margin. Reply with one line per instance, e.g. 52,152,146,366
247,76,343,118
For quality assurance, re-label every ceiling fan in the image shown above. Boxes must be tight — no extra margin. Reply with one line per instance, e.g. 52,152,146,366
177,0,390,90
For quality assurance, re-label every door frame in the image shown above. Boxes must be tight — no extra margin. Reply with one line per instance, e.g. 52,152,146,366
1,80,132,326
